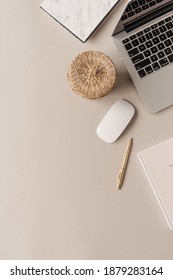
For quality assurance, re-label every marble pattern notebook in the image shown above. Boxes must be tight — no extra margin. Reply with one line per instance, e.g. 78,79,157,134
40,0,119,42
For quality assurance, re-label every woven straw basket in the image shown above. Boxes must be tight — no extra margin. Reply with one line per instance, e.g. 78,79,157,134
67,51,117,99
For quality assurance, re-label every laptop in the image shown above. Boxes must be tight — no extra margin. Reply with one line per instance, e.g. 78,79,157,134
112,0,173,113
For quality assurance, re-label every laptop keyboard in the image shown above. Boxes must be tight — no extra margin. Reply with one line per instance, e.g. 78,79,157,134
121,0,164,21
122,16,173,78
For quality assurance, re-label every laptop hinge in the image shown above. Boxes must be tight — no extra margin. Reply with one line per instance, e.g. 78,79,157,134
125,1,173,33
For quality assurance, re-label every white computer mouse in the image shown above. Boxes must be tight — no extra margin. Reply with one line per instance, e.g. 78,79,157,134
97,99,135,143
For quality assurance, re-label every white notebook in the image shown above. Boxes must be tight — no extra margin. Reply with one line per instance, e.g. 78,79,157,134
137,137,173,230
40,0,119,42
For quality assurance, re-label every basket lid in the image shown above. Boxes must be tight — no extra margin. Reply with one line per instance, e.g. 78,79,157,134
67,51,117,99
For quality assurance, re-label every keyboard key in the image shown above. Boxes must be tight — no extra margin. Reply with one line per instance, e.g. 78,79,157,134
145,65,153,74
159,26,167,33
158,51,164,59
152,37,160,45
144,27,151,33
146,40,153,48
149,1,157,6
159,34,166,41
146,32,153,40
135,58,151,70
128,47,139,57
151,46,158,54
168,54,173,63
151,54,158,62
139,44,146,51
152,29,160,36
137,31,143,37
166,22,173,29
139,0,146,5
158,20,165,26
159,58,169,67
131,53,144,64
166,30,173,38
165,17,171,22
165,39,172,47
126,5,132,12
121,14,128,20
132,1,139,9
139,36,146,43
165,47,172,55
128,11,135,17
151,23,158,29
158,43,164,50
138,69,146,78
122,38,129,44
125,43,133,50
130,34,136,40
135,7,142,13
132,39,139,47
144,50,151,57
152,62,160,71
142,4,149,10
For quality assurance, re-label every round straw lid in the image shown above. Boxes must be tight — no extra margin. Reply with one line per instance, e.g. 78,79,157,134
67,51,117,99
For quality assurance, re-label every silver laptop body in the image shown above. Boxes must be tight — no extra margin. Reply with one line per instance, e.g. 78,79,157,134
112,0,173,113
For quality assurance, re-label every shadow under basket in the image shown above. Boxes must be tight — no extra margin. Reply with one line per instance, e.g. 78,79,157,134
67,51,117,99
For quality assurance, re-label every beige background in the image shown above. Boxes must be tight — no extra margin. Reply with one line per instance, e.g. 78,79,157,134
0,0,173,259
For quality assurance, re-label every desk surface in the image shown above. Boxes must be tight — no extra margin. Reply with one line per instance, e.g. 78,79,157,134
1,0,173,260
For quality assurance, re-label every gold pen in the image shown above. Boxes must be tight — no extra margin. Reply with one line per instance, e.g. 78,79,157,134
117,138,133,190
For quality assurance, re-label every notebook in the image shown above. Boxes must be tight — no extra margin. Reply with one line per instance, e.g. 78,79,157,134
137,137,173,230
40,0,119,42
112,0,173,113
